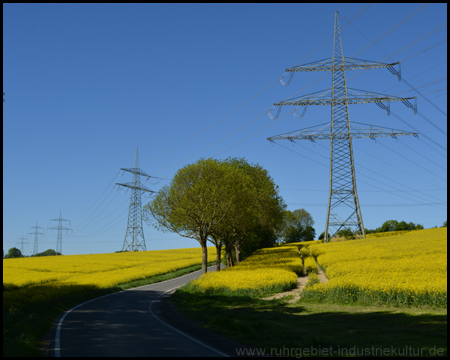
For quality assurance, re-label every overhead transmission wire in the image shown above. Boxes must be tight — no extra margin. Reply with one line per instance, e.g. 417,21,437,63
69,170,121,225
65,159,161,242
141,5,371,171
273,141,446,209
352,140,446,194
350,90,447,164
140,77,281,166
397,75,447,96
352,3,430,57
288,139,445,205
263,8,447,208
381,21,447,63
65,167,160,243
70,207,129,238
149,7,371,175
273,141,443,208
342,16,448,152
287,201,446,208
346,81,447,158
65,168,145,241
371,140,446,183
72,192,127,231
209,7,438,161
273,91,447,202
281,187,445,193
273,8,448,170
71,6,443,242
63,171,123,241
344,12,447,137
73,190,122,229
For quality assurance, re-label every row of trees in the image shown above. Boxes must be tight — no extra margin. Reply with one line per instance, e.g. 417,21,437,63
366,219,424,234
144,157,288,274
318,219,430,240
3,248,61,258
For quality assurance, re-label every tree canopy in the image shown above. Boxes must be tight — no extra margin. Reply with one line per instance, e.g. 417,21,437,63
366,219,424,234
277,208,315,244
144,157,285,273
33,249,61,257
216,157,285,265
6,247,22,258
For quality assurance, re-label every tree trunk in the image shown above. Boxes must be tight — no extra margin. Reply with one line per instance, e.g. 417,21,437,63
201,243,208,274
224,242,234,268
226,251,233,268
215,242,222,272
234,244,240,265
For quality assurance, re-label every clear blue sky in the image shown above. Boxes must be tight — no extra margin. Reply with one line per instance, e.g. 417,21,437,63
3,3,447,256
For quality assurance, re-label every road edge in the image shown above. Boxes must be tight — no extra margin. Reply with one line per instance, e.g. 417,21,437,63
156,287,263,357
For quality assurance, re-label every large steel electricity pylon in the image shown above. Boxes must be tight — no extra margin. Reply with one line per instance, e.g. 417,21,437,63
48,212,72,255
116,147,154,251
268,12,418,242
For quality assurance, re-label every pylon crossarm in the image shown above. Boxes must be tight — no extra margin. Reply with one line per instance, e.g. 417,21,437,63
120,167,152,178
116,182,154,193
275,88,416,111
287,57,400,75
268,122,418,141
48,226,72,231
50,218,70,223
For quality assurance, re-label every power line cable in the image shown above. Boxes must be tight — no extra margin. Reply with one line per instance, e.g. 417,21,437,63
273,141,446,208
140,5,374,169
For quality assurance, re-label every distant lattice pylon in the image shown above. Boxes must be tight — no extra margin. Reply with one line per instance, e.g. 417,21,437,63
48,211,72,255
17,235,28,255
28,222,45,256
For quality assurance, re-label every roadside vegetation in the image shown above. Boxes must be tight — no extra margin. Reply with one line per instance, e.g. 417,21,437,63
173,228,447,357
3,248,216,357
3,153,446,357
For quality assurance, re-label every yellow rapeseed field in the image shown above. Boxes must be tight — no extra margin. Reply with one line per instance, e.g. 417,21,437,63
3,247,217,289
187,243,301,296
304,227,447,307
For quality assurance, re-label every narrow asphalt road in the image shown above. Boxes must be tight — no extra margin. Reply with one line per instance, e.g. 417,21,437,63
50,265,230,357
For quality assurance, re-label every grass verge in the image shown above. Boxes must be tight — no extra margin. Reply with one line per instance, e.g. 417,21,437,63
173,285,447,357
3,262,213,357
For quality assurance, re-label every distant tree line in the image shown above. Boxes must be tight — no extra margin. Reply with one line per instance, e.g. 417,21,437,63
318,219,441,240
3,248,61,258
365,219,424,234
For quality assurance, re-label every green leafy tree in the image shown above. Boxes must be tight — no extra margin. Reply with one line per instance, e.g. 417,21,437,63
7,247,22,258
278,208,315,243
379,220,400,232
377,220,423,232
337,227,355,239
302,225,316,241
34,249,61,257
218,157,285,265
144,158,253,274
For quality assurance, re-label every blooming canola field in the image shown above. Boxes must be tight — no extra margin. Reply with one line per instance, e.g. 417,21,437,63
187,243,303,297
3,247,216,289
186,228,447,308
305,227,447,307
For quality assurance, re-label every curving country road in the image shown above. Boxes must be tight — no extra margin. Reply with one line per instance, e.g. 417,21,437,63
50,265,230,357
